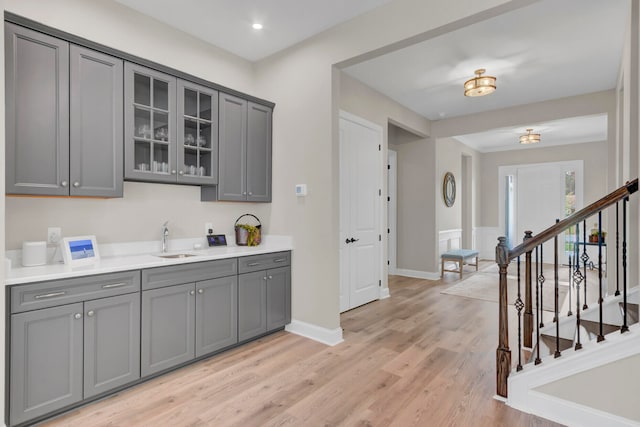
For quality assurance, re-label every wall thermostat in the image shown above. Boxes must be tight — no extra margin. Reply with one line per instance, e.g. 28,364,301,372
295,184,307,196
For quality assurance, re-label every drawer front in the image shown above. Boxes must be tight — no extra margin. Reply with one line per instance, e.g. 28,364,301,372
238,251,291,274
10,271,140,314
142,258,238,291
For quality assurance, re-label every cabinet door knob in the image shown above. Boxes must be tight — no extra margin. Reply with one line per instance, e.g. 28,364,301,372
243,192,247,196
268,275,273,280
189,290,195,295
171,170,177,175
263,277,267,281
74,313,82,319
87,310,95,317
73,182,80,188
198,289,204,294
179,170,184,175
248,191,253,196
61,181,68,187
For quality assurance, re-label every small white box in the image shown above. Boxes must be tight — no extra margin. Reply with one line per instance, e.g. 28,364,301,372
22,241,47,267
295,184,307,196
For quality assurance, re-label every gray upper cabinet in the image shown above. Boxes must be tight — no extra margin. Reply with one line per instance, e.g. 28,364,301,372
218,93,247,201
195,276,238,357
177,80,219,185
141,282,195,377
84,293,141,398
5,23,70,196
246,102,272,202
70,45,123,197
10,303,83,426
124,62,177,183
217,94,273,202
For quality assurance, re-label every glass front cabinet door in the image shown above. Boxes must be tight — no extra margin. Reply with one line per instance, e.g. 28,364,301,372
177,81,218,185
124,63,177,183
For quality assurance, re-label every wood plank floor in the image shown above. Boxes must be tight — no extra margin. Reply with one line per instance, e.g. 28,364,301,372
43,267,562,427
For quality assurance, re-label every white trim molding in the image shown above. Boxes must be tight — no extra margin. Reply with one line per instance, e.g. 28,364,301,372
285,320,344,346
438,228,462,257
380,287,390,299
394,268,440,281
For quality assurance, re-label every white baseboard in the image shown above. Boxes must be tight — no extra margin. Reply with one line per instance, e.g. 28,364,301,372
380,287,390,299
285,319,344,346
395,268,440,281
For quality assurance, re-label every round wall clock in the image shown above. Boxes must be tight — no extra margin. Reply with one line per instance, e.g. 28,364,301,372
443,172,456,207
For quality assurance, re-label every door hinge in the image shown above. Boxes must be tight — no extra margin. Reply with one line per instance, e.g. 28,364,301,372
379,279,382,287
387,196,390,202
379,189,382,196
378,144,381,151
379,234,381,241
387,228,390,233
387,164,390,170
387,260,390,265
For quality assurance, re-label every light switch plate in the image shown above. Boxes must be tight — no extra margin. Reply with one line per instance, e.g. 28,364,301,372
295,184,307,196
47,227,62,244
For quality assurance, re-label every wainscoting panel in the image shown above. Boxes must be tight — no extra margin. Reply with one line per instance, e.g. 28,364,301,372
438,229,462,257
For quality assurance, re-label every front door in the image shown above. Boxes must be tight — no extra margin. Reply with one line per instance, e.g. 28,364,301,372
339,111,382,312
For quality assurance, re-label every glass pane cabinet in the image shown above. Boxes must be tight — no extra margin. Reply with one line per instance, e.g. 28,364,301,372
124,63,177,183
177,81,218,185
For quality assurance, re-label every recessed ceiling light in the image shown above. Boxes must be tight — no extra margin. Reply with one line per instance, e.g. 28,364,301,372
252,23,263,30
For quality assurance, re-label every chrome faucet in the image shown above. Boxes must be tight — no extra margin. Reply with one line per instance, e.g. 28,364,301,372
161,221,169,253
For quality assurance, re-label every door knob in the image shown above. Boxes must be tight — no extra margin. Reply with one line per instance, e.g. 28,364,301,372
61,181,68,187
74,313,82,319
73,182,80,187
87,310,94,317
189,290,195,295
198,289,204,294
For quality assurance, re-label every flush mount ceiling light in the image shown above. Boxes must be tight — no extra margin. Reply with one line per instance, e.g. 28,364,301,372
252,23,263,30
463,68,497,97
519,128,541,145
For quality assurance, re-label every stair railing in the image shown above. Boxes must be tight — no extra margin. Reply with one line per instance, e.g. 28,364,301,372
496,179,638,398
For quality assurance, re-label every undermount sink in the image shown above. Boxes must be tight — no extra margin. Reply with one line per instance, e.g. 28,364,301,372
154,253,199,259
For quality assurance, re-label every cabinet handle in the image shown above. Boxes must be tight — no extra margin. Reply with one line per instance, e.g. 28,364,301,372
242,192,247,196
102,282,127,289
198,289,204,294
74,313,82,319
274,258,286,263
87,310,95,317
263,277,267,281
248,262,261,267
248,192,253,196
189,290,195,295
61,181,68,187
34,291,66,299
179,170,184,175
268,275,273,280
73,182,80,188
171,170,177,175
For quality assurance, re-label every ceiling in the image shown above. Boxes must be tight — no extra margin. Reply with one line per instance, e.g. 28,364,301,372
114,0,394,61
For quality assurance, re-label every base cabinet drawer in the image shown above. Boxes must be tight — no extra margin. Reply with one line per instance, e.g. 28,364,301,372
10,304,84,426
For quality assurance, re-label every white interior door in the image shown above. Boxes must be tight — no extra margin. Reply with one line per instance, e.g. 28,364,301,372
339,111,382,312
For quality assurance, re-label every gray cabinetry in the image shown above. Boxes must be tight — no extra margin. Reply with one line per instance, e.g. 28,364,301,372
5,23,124,198
246,102,273,202
195,276,238,357
70,45,123,197
84,293,141,398
10,303,83,426
238,271,267,341
177,80,219,185
5,23,69,196
266,266,291,331
141,282,195,376
124,62,177,183
216,94,273,202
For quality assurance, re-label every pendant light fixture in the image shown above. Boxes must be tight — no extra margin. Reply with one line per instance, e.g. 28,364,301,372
463,68,497,97
519,128,541,145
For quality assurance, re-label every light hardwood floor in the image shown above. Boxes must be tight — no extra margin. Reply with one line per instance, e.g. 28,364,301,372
43,266,562,427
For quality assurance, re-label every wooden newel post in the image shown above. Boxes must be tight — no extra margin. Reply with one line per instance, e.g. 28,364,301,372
496,236,511,398
523,231,534,348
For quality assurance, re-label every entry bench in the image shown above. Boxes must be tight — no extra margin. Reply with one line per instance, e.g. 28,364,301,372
441,249,479,279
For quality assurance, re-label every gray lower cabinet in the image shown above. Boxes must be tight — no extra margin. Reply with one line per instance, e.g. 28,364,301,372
215,94,273,202
84,293,140,398
195,276,238,357
141,282,195,376
5,23,70,196
238,266,290,342
10,303,84,426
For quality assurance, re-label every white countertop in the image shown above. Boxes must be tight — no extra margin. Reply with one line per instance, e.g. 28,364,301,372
5,236,293,286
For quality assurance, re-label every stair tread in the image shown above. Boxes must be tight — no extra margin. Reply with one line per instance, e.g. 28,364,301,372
619,302,639,325
581,319,621,336
540,334,573,354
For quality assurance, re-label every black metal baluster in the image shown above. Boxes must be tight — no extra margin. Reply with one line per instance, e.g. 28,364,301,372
615,202,620,296
582,219,589,310
567,254,573,316
621,197,629,333
534,248,541,365
516,256,524,371
574,222,583,350
554,219,561,358
539,244,545,327
597,211,604,342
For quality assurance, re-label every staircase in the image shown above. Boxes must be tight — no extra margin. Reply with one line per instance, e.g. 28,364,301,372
495,179,640,426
